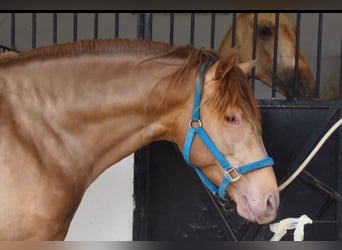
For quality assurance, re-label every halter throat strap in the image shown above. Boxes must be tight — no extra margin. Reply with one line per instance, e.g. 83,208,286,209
182,62,274,201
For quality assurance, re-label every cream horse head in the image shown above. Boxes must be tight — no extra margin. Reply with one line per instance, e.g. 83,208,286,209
219,13,316,99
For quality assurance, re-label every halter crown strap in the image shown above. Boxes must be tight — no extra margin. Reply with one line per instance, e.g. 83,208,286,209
182,62,274,201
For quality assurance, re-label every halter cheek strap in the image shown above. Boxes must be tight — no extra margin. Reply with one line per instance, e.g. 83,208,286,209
182,62,274,201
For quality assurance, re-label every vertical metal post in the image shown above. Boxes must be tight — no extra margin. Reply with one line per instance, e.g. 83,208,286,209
293,13,301,100
315,13,323,99
137,13,152,40
114,13,119,38
190,13,195,45
272,13,280,99
231,13,237,47
94,13,99,39
11,13,15,50
32,13,37,48
210,13,215,49
53,13,58,44
73,13,78,41
338,37,342,240
251,13,258,91
169,13,174,45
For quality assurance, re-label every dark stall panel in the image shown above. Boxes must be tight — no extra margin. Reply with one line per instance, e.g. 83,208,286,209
134,106,341,240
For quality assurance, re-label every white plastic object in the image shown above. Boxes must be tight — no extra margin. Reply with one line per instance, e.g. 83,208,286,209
269,214,313,241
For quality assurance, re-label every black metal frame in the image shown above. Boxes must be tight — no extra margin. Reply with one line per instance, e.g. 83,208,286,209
132,13,342,240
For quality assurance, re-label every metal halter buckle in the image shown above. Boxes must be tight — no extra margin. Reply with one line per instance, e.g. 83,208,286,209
225,167,241,182
189,119,202,129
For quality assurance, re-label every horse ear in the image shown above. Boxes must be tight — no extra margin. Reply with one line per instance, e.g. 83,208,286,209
237,60,257,77
206,48,238,81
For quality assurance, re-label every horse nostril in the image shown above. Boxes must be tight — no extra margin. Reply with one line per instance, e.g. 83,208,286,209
266,194,277,213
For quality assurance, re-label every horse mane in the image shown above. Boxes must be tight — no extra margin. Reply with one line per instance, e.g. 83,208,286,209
0,39,176,67
0,38,260,132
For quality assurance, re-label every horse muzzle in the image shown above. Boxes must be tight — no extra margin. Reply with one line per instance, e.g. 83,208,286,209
230,187,279,224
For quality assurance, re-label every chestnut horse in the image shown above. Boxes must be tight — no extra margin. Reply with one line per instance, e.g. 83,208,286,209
219,13,316,99
0,39,278,240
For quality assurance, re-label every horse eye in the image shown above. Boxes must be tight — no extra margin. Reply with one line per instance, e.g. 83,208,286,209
225,115,239,125
225,116,231,123
259,26,272,38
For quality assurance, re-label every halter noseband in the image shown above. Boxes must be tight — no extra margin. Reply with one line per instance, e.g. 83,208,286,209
182,62,274,201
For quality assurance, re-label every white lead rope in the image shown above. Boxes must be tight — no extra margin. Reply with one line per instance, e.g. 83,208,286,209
278,118,342,191
270,118,342,241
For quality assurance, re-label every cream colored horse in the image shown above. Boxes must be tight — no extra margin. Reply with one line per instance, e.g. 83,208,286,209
219,13,316,99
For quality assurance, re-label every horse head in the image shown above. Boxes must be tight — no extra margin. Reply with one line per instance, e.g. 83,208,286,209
219,13,316,99
179,48,279,224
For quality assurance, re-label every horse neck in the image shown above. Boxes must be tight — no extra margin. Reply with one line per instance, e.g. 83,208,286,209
3,55,194,185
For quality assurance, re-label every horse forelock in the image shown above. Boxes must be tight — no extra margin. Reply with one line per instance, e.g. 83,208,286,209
207,65,262,134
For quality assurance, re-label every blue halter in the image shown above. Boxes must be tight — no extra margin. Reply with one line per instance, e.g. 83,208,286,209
183,62,274,201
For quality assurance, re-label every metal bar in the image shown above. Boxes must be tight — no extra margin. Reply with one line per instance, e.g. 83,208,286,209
137,13,152,40
137,14,144,39
114,13,119,38
231,13,237,47
94,13,98,39
73,13,78,41
53,13,57,43
299,171,342,202
144,13,153,40
316,198,335,219
315,13,323,99
313,220,342,224
11,13,15,50
293,13,301,100
32,13,37,48
258,99,340,109
339,38,342,100
337,37,342,240
272,13,280,99
190,13,195,45
169,13,174,45
210,13,215,49
251,13,258,91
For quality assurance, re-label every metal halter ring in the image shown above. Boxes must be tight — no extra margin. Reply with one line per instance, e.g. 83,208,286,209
225,167,241,182
216,194,229,207
189,119,202,129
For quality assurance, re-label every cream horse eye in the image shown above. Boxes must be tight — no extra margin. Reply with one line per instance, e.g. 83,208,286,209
225,115,239,125
259,26,273,38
